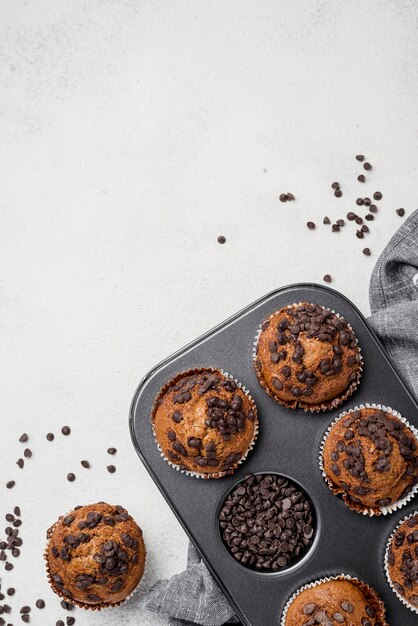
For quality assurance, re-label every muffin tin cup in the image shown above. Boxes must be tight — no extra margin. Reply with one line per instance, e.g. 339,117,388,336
280,574,389,626
319,403,418,516
252,303,363,413
44,516,147,611
150,368,259,479
384,511,418,614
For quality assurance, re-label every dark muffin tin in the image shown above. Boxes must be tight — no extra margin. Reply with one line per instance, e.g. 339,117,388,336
130,284,418,626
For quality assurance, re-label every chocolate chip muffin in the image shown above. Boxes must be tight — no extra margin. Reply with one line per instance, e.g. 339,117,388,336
386,513,418,610
322,407,418,514
284,578,387,626
254,303,362,411
45,503,146,609
152,368,258,478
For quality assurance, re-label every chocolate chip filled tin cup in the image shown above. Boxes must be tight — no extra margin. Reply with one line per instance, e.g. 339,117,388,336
384,511,418,613
319,404,418,516
280,574,388,626
151,368,259,479
44,503,147,610
253,302,363,413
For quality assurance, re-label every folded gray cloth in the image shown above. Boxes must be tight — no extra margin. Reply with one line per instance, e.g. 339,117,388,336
142,209,418,626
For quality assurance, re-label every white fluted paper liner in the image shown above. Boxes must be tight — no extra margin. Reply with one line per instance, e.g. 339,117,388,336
319,403,418,516
151,368,259,479
252,302,363,412
280,574,388,626
384,511,418,613
45,510,147,610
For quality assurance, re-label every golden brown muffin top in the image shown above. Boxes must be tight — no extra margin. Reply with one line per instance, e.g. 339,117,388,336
46,502,146,607
285,579,385,626
323,408,418,512
387,513,418,609
152,369,257,477
254,303,361,410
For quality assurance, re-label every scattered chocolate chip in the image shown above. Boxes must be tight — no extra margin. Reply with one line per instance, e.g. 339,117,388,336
80,460,90,469
323,216,331,224
35,600,45,609
61,426,71,436
356,155,364,161
331,182,340,189
365,213,374,221
396,208,405,216
217,236,226,244
6,588,15,596
356,231,364,239
279,194,288,202
363,248,371,256
357,174,365,182
307,222,316,230
334,189,342,198
332,224,340,232
286,193,295,201
107,465,116,473
323,275,332,283
20,607,30,614
5,562,13,570
6,481,15,489
60,601,73,611
23,448,32,458
356,198,364,206
21,615,30,623
364,162,372,170
355,216,363,224
347,212,356,221
67,473,76,482
107,448,117,455
46,433,54,441
361,225,369,233
373,191,382,200
56,621,65,626
336,219,345,227
19,434,28,443
369,204,378,213
16,459,24,469
66,618,75,626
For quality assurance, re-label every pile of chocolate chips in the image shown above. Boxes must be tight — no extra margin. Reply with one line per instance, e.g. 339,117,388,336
388,515,418,601
219,473,315,571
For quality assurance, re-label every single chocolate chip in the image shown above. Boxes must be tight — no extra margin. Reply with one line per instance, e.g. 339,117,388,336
107,447,117,455
356,231,364,239
21,615,30,623
373,191,382,200
6,481,15,489
16,458,24,468
361,225,369,232
217,236,226,244
396,208,405,216
286,193,295,201
332,224,340,232
323,275,332,283
20,607,30,614
61,426,71,436
107,465,116,473
357,174,365,182
66,618,75,626
35,600,45,609
279,194,288,202
67,473,76,482
355,216,363,224
363,248,371,256
336,219,345,227
307,222,316,230
13,506,20,516
364,162,372,170
356,155,365,161
56,622,65,626
331,182,340,189
5,562,13,570
323,216,331,224
6,589,15,596
356,197,364,206
46,433,54,441
24,448,32,458
365,213,374,221
334,189,342,197
369,204,378,213
347,212,356,221
81,460,90,468
19,433,28,443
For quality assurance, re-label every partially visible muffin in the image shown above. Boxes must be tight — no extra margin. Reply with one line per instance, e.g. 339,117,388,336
386,513,418,609
152,368,258,478
322,407,418,514
254,303,362,411
46,503,146,608
284,578,387,626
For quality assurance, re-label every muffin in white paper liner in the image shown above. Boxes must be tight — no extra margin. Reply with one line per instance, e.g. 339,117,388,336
384,511,418,613
151,368,259,479
280,574,388,626
252,302,363,412
319,403,418,516
45,506,147,610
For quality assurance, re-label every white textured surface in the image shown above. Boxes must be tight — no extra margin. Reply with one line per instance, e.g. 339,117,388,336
1,1,418,624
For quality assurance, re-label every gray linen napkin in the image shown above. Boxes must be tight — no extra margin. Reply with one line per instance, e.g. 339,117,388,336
141,209,418,626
